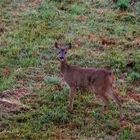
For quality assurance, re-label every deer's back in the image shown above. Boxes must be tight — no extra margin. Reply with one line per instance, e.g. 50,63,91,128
63,66,114,88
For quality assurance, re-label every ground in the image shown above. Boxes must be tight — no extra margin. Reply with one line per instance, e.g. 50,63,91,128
0,0,140,139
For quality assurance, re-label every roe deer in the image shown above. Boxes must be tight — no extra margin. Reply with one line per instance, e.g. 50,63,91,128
55,42,124,120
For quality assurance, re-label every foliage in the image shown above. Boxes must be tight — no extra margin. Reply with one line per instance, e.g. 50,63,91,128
127,71,140,82
116,0,130,10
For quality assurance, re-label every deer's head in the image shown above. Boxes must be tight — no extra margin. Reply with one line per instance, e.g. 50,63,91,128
55,42,72,61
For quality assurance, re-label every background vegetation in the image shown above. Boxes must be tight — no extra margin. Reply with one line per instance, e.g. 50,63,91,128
0,0,140,139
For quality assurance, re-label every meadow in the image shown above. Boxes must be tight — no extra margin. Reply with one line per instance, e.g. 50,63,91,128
0,0,140,139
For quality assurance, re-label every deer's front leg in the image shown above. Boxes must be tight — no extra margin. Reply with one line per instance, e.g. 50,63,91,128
68,87,76,113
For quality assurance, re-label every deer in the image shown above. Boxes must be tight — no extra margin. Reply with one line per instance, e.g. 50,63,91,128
55,42,124,120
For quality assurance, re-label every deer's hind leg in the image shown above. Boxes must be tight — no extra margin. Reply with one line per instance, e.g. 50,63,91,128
107,88,124,120
90,86,110,112
98,93,110,112
68,87,77,113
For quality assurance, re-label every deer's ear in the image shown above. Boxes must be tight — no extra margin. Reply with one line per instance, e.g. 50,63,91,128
68,43,72,49
55,42,58,49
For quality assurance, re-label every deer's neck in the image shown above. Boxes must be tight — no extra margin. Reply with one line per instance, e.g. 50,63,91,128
60,59,69,74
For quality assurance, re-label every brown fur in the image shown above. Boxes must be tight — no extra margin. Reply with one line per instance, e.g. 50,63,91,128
55,42,124,120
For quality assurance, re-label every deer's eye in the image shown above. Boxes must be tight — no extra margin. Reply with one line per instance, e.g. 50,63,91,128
65,52,67,54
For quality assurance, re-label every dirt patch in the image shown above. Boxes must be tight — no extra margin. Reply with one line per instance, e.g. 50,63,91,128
76,16,88,22
94,8,107,15
0,88,31,112
10,0,42,22
74,34,99,47
133,124,140,138
74,36,85,48
90,35,119,48
15,0,42,12
122,92,140,103
87,34,99,43
75,34,118,48
127,92,140,102
132,37,140,46
0,88,30,99
100,36,117,46
0,98,27,112
2,67,11,77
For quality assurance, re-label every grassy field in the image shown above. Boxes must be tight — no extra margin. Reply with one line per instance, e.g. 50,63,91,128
0,0,140,139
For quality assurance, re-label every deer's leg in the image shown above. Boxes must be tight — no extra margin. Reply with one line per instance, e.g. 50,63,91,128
68,87,76,113
99,93,110,112
90,86,109,111
108,88,124,120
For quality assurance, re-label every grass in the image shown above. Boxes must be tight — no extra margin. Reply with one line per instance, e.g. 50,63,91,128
0,0,140,139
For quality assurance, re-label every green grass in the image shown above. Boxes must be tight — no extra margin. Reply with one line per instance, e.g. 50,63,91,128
0,0,140,139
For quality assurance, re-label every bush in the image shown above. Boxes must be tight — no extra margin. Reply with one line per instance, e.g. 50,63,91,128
117,0,130,10
119,128,134,140
127,71,140,82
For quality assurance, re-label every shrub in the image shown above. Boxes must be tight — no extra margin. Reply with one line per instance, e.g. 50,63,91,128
117,0,130,10
119,128,134,140
127,71,140,82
